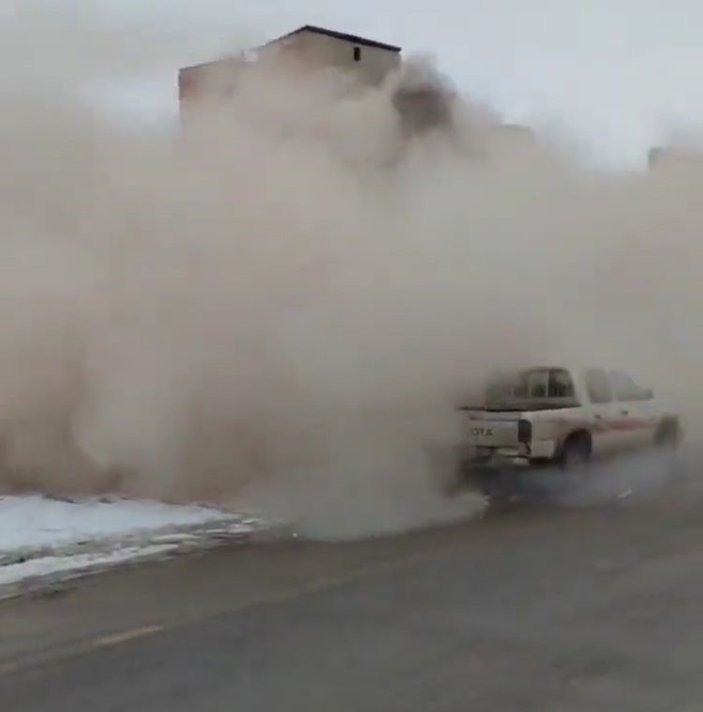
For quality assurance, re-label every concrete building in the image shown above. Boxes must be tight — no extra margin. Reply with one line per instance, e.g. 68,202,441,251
178,25,402,114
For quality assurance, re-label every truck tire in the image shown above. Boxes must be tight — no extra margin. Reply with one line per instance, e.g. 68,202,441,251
654,418,681,450
654,418,685,483
559,432,592,490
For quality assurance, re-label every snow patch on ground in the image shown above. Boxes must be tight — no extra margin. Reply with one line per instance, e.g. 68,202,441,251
0,495,245,552
0,545,176,587
0,495,263,595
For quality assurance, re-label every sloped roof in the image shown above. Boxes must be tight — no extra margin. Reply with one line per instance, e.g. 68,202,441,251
266,25,402,53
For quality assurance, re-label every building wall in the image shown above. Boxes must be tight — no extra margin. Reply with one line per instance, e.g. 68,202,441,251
180,29,400,104
276,30,401,85
178,55,246,120
178,29,402,129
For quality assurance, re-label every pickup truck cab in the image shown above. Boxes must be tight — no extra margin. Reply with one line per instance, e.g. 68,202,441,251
456,366,681,496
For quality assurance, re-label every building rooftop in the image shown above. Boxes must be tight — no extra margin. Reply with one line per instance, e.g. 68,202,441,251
263,25,402,53
180,25,402,76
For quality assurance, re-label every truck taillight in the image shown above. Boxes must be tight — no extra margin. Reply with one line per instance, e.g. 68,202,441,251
518,419,532,444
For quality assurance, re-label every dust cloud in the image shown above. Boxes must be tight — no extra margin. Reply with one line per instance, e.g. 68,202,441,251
0,6,701,538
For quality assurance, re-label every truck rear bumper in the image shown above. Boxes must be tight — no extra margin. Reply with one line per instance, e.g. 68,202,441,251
459,449,531,473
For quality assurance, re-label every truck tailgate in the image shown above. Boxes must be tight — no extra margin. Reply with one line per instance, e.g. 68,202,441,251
463,410,522,448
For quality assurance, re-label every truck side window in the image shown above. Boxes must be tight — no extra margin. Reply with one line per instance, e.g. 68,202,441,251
610,371,651,402
549,369,575,398
585,368,612,404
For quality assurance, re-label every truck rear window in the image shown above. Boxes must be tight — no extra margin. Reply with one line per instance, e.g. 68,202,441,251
487,368,576,402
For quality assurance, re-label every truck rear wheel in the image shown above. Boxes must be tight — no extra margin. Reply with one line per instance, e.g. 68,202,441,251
559,433,592,490
654,418,685,483
654,418,681,450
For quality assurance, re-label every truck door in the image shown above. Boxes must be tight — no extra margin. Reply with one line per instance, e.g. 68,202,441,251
583,368,621,457
608,370,658,450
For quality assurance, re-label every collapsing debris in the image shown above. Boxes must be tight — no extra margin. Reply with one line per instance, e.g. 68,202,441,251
391,60,456,137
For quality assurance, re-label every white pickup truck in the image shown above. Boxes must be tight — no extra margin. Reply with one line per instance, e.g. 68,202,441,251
455,366,682,497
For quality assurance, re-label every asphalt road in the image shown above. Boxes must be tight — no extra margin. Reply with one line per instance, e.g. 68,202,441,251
1,483,702,711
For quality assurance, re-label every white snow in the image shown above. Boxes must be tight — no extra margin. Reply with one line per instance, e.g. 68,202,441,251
0,545,175,587
0,495,261,594
0,495,245,553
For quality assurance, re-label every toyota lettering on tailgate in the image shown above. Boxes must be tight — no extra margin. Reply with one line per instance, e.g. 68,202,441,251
471,427,494,437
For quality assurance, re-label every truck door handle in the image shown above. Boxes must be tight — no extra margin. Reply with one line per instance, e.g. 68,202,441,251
621,410,629,416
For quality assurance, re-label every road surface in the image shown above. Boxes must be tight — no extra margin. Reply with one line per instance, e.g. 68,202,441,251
1,485,702,711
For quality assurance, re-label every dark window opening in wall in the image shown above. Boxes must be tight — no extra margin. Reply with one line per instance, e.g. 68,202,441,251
353,46,361,61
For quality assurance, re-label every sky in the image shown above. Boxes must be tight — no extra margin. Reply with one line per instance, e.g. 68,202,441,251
97,0,703,167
